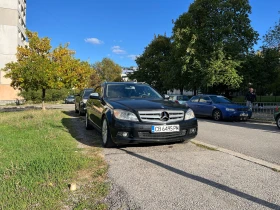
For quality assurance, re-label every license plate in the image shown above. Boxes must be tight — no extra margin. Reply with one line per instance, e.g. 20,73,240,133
240,113,248,116
151,125,180,133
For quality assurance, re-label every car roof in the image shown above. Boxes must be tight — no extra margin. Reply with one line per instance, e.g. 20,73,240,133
196,94,223,97
103,81,148,85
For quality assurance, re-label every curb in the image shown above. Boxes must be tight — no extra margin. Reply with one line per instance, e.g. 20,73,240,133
248,118,275,124
191,139,280,172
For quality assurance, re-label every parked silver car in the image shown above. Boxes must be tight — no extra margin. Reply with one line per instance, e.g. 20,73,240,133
169,94,190,105
64,95,75,104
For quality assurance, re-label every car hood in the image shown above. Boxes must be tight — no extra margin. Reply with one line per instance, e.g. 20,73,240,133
107,99,187,111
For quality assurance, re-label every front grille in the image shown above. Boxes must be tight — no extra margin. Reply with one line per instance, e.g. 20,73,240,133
237,108,249,111
138,110,184,123
138,130,186,139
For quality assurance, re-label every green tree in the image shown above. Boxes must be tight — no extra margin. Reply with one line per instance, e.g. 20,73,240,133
263,15,280,48
129,35,172,93
3,30,55,109
172,0,258,94
92,58,122,85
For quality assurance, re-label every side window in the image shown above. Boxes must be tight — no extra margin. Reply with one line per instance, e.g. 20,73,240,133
182,96,189,101
199,96,211,103
95,86,102,96
190,96,199,102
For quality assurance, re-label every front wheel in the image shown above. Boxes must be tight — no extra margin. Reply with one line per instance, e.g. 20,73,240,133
75,104,79,113
101,118,115,148
212,109,222,121
79,106,85,116
85,113,93,130
276,115,280,129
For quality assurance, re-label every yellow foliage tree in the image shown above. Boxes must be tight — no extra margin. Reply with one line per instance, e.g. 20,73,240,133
2,30,92,109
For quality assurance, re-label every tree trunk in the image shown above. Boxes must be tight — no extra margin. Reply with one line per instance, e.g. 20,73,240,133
193,86,197,96
42,88,46,110
180,87,183,95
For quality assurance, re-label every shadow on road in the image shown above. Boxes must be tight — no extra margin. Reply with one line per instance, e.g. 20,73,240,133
197,117,279,133
120,148,280,209
61,110,103,148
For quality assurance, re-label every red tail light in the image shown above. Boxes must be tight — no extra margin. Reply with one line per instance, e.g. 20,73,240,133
175,100,179,104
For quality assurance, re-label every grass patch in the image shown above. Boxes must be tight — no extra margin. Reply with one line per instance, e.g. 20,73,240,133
0,110,108,209
272,168,280,173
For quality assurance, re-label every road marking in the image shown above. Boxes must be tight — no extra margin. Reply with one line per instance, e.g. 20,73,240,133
191,139,280,172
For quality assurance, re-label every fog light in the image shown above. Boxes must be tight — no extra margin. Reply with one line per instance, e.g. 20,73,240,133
122,132,129,137
117,132,129,137
189,128,196,134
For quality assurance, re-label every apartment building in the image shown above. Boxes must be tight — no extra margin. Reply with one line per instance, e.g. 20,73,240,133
0,0,27,104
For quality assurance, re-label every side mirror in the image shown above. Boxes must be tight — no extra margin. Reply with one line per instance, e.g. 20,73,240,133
164,94,170,100
89,93,100,100
206,100,212,104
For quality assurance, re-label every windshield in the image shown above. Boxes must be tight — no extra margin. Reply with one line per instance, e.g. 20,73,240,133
106,84,162,99
209,96,232,104
83,90,94,98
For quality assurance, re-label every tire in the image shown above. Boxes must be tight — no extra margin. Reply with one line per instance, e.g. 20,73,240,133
276,115,280,129
85,113,93,130
101,118,115,148
75,104,79,113
79,106,85,116
212,109,222,121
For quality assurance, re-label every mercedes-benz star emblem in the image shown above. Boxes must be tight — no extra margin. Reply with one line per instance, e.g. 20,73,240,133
160,111,169,121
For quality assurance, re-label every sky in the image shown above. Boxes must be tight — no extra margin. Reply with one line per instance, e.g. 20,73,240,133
26,0,280,68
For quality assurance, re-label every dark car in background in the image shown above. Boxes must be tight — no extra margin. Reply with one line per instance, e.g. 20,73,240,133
85,82,198,148
187,94,251,121
75,88,94,115
64,95,75,104
169,94,190,105
274,108,280,129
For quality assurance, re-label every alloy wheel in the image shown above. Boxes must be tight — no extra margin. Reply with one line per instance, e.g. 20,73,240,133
86,113,88,127
102,119,108,144
213,110,222,121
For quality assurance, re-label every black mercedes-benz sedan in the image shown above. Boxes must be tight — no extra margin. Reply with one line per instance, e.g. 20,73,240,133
85,82,198,148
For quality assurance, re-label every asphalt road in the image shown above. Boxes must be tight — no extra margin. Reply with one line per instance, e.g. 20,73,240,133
104,142,280,210
101,118,280,210
196,118,280,165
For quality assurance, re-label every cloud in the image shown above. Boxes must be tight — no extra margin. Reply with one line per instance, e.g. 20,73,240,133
84,38,104,45
111,46,126,54
127,54,138,60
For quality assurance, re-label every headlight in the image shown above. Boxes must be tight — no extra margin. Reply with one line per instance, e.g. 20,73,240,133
185,108,195,120
226,108,235,112
114,109,139,121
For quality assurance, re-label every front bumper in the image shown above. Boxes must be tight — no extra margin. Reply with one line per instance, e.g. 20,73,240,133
223,111,251,120
109,118,198,145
